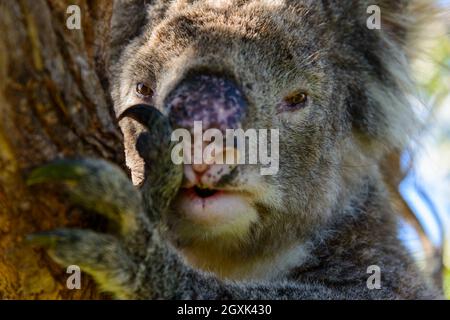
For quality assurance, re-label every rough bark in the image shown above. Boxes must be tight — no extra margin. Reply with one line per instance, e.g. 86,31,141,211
0,0,120,299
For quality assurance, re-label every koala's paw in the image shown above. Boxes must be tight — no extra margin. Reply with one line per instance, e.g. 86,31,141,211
26,158,154,297
27,229,139,298
119,104,183,215
27,158,147,235
26,106,183,298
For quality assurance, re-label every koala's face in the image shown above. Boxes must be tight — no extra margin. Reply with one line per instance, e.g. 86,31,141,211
114,0,398,262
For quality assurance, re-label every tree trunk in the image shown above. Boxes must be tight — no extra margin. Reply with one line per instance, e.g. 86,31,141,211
0,0,119,299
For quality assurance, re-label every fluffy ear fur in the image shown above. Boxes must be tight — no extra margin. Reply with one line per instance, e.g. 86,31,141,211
321,0,438,155
110,0,150,63
110,0,171,63
374,0,438,149
321,0,436,54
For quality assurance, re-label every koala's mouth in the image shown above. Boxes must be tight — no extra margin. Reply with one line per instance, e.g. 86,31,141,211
183,186,224,201
174,186,257,228
192,186,219,198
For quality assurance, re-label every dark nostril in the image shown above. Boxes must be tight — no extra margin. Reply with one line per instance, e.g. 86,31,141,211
166,74,247,132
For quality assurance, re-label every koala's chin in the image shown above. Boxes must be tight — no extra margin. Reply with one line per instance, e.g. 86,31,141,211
168,165,264,242
174,189,258,230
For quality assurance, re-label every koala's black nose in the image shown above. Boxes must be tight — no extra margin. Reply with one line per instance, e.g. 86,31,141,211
166,74,247,132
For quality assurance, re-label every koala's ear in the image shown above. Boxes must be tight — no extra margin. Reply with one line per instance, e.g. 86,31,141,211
370,0,436,45
110,0,172,63
322,0,435,45
110,0,150,63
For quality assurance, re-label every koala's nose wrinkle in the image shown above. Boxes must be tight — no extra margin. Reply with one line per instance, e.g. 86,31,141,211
167,74,247,132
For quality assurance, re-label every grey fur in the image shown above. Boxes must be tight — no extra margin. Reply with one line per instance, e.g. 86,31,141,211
29,0,443,299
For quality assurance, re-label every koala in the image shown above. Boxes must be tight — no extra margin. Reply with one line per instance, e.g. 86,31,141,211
27,0,443,299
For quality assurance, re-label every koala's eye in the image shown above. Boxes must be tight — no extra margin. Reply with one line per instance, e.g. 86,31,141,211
135,83,154,98
285,92,307,105
278,91,308,113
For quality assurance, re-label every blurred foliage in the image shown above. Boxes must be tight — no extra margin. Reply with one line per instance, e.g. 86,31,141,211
427,34,450,300
446,267,450,298
411,10,450,298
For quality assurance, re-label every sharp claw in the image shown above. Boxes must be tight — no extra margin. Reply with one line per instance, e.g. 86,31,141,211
27,160,89,186
25,230,77,248
27,229,138,298
118,104,168,131
27,159,144,235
